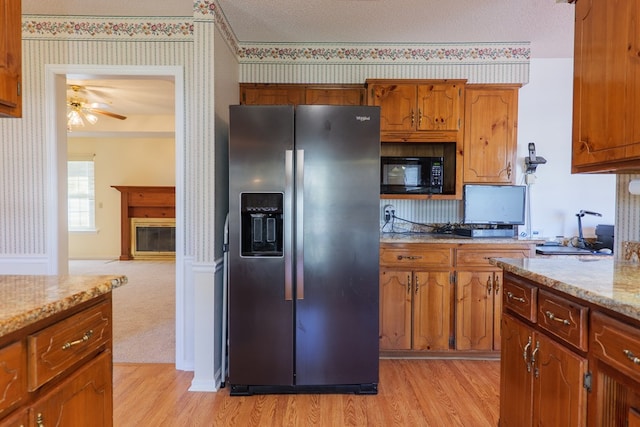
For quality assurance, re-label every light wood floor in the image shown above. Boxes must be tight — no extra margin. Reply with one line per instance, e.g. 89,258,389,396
113,359,500,426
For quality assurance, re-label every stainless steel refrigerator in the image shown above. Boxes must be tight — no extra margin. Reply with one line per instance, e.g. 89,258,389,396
227,104,380,395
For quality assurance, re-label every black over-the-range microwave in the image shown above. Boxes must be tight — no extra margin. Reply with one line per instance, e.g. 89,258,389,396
380,156,444,195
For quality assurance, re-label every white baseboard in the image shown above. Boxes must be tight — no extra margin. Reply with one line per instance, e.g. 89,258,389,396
0,256,50,274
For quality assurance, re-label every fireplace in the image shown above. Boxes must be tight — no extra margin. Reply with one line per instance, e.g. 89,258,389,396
131,218,176,259
112,186,175,260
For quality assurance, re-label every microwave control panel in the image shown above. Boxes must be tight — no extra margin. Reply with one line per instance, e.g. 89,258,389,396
431,163,443,187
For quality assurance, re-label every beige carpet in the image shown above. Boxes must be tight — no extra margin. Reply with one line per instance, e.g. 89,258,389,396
69,259,175,364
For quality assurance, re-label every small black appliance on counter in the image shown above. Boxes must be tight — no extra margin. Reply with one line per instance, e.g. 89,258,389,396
595,224,615,252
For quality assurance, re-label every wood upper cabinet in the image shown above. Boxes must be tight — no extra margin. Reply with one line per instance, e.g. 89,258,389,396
239,83,365,106
366,79,465,141
0,0,22,118
572,0,640,172
304,87,364,105
240,84,305,105
463,85,519,184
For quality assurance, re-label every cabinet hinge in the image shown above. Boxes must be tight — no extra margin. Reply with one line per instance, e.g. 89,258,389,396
17,82,21,97
583,371,592,392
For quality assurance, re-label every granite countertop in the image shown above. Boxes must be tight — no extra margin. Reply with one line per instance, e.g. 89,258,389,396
0,274,127,338
493,257,640,322
380,232,541,245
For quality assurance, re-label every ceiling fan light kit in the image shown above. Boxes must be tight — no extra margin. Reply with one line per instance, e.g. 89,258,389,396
66,84,127,131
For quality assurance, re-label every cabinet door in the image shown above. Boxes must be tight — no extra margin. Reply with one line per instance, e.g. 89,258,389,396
572,0,640,171
463,86,518,183
369,84,417,131
416,83,461,131
413,271,451,351
29,351,112,427
500,314,534,427
379,270,412,350
456,270,494,350
240,86,305,105
0,0,21,118
305,88,364,105
532,333,587,427
0,340,26,418
1,407,27,426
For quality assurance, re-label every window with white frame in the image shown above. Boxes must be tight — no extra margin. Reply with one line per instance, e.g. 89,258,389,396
68,154,96,231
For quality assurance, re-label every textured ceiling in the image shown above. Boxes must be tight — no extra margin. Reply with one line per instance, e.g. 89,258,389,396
23,0,575,58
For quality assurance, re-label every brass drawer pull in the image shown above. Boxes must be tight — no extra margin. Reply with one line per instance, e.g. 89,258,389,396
545,311,570,326
62,330,94,350
506,291,526,303
397,255,423,261
523,336,532,372
36,413,44,427
623,349,640,365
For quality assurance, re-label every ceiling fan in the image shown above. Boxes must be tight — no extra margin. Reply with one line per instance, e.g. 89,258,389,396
67,84,127,129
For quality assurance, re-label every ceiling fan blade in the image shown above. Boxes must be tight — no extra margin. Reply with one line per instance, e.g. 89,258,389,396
88,108,127,120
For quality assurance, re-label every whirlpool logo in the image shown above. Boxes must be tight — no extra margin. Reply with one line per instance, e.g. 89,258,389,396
355,116,371,122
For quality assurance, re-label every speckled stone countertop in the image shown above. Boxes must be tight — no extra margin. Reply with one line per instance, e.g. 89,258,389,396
380,232,541,245
0,275,127,338
493,257,640,322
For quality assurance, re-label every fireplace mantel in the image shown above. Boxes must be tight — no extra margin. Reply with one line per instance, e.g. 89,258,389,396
112,186,175,260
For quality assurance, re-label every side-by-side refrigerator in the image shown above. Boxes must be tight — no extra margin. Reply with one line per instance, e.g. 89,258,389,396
228,104,380,395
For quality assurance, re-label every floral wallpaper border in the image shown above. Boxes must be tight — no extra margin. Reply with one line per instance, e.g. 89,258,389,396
22,9,530,65
22,16,194,41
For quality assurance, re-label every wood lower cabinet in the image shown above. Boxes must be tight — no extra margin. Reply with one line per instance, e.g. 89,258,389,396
379,270,451,351
455,246,533,351
589,311,640,426
456,270,502,351
380,242,535,355
0,295,113,426
572,0,640,172
463,85,519,184
500,313,587,427
0,0,22,118
379,245,453,352
29,351,112,427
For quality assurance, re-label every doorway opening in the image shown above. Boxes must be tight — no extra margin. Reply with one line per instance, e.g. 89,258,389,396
45,64,187,367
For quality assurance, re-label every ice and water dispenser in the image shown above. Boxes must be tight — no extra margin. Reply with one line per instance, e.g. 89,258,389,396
240,193,283,257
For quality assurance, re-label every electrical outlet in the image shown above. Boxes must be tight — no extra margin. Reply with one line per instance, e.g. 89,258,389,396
382,204,395,222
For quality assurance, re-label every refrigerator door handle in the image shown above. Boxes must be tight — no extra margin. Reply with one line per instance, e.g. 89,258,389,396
284,149,294,301
296,149,305,300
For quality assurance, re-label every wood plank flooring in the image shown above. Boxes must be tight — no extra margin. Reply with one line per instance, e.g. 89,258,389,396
113,359,500,426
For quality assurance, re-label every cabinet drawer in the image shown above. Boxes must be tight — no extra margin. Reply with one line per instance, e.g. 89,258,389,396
591,311,640,384
0,340,26,417
380,247,453,268
502,277,537,322
538,290,588,351
27,301,111,391
456,248,531,268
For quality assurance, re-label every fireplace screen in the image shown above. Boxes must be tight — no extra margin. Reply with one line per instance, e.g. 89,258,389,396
131,218,176,259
